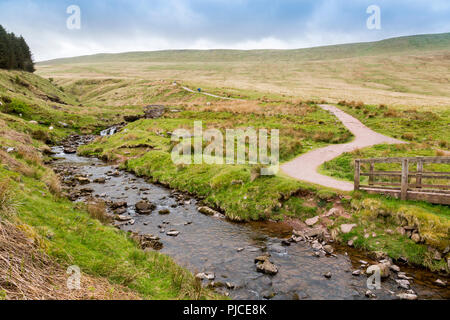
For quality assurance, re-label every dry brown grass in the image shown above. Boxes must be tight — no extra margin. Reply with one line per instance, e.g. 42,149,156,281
87,200,111,224
37,50,450,109
43,173,61,196
0,180,16,218
0,150,35,177
0,219,140,300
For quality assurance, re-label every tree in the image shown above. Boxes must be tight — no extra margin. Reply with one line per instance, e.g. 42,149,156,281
0,24,35,72
0,25,10,69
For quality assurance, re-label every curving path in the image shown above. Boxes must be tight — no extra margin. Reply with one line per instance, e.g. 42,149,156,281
180,85,245,101
281,105,405,191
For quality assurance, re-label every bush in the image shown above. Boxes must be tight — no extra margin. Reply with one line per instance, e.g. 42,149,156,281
401,132,415,141
31,129,50,143
87,200,111,224
4,99,31,116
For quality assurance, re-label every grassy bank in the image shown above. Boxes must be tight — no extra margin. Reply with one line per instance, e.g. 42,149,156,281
78,104,353,221
0,126,218,299
0,70,220,299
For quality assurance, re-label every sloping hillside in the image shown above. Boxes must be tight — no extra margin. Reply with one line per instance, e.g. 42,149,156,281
36,33,450,108
39,33,450,64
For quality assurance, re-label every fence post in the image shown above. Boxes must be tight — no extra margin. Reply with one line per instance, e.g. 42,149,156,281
369,162,374,186
416,160,423,189
354,160,360,191
401,159,409,200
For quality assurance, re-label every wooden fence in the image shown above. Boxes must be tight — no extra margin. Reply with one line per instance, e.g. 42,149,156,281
354,156,450,205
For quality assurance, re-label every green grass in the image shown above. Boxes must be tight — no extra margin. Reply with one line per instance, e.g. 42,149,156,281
79,107,353,221
321,143,450,182
38,33,450,65
0,152,218,300
336,102,450,147
334,193,449,271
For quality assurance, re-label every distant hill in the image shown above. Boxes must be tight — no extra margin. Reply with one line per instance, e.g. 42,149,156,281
39,32,450,65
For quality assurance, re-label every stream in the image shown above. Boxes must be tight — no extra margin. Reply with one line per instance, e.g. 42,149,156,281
50,144,449,300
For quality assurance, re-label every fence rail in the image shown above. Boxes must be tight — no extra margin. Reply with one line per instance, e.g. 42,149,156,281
354,156,450,205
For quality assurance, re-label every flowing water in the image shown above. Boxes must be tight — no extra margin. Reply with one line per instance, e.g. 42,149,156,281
51,146,449,300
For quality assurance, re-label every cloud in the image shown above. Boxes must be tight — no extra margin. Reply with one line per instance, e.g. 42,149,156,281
0,0,448,61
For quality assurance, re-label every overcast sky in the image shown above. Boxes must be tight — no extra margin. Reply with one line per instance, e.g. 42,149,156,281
0,0,449,61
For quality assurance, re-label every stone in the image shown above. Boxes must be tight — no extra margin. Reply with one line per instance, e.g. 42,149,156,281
198,206,221,216
390,265,401,273
397,272,413,280
93,177,106,184
115,215,132,222
256,260,278,275
411,233,421,243
397,293,417,300
262,291,276,299
435,279,447,288
365,290,376,299
323,245,334,255
433,251,442,261
144,105,166,119
340,224,357,234
64,147,77,154
323,272,332,279
396,227,406,235
226,282,235,289
195,272,215,280
76,177,90,185
347,240,354,247
135,200,156,214
166,230,180,237
396,279,410,290
324,207,340,217
254,255,270,263
352,270,361,276
367,263,390,279
110,201,127,209
158,209,170,215
305,216,319,226
281,240,291,246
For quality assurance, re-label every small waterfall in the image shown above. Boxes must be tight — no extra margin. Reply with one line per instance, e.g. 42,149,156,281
100,126,117,137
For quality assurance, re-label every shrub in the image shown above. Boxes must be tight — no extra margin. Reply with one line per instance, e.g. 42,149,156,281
312,131,334,143
401,132,415,141
31,129,50,143
87,200,111,224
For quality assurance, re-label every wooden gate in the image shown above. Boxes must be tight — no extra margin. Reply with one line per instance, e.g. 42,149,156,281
354,157,450,205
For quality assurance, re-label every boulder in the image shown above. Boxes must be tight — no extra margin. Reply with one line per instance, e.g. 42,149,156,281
135,200,156,214
110,201,127,209
195,272,215,281
93,177,106,184
198,206,221,216
397,293,417,300
435,279,447,288
256,260,278,275
76,177,90,185
396,279,410,290
340,224,357,234
144,105,166,119
411,233,421,243
167,230,180,237
305,216,319,226
352,270,361,276
323,245,334,255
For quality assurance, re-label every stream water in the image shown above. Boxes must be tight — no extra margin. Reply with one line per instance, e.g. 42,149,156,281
51,146,449,300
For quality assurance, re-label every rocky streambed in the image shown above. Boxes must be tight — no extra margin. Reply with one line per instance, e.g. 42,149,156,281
49,136,449,300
